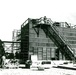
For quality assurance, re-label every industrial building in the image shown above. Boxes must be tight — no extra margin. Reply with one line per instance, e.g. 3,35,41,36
19,16,76,62
12,29,21,53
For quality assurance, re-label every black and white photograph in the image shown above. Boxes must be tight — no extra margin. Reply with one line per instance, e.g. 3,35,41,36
0,0,76,75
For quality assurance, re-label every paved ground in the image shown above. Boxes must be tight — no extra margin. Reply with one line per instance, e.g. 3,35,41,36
0,67,76,75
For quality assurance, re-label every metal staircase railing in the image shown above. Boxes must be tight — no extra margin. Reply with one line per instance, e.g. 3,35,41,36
31,16,75,60
52,26,74,54
42,26,74,60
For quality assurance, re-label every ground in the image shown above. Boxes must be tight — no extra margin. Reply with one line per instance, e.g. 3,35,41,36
0,68,76,75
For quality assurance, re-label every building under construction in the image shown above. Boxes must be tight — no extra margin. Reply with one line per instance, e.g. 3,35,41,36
19,16,76,62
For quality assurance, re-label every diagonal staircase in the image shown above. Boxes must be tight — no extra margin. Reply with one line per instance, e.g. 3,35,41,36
41,24,75,60
32,18,75,60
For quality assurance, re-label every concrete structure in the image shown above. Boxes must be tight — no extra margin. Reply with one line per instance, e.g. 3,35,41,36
20,17,76,61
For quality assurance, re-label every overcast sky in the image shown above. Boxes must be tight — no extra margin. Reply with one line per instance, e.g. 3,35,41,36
0,0,76,41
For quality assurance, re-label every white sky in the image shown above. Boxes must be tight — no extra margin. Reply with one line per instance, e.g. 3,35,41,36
0,0,76,41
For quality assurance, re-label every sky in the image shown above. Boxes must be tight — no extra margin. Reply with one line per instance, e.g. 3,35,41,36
0,0,76,41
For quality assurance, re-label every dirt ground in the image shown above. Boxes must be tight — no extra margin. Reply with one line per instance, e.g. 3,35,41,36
0,68,76,75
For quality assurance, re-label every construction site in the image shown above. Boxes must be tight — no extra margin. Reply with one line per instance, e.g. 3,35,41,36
1,16,76,69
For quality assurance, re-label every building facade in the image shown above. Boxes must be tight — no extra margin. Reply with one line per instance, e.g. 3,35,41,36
20,17,76,61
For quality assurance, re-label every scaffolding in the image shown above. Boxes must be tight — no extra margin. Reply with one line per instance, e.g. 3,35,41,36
12,29,21,54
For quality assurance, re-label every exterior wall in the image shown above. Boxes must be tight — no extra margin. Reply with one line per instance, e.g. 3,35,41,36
56,27,76,56
21,24,29,61
29,22,76,60
20,18,76,61
29,23,57,60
